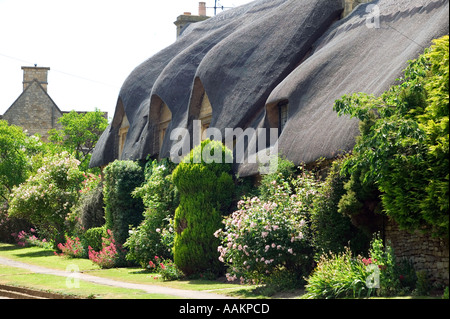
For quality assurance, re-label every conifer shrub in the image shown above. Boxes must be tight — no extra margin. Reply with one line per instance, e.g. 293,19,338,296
103,160,145,247
172,139,234,276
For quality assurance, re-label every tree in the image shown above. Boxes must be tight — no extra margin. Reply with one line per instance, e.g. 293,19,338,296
0,120,43,203
8,152,84,245
172,140,234,276
334,36,449,237
48,109,108,170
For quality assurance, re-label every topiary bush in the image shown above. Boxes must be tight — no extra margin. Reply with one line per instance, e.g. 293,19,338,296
172,139,234,276
103,160,145,247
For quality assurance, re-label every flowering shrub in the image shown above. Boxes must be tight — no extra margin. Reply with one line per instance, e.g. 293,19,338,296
215,171,318,285
79,172,101,195
55,236,86,258
88,229,124,269
304,235,418,298
303,248,373,299
11,228,53,249
148,256,184,281
8,152,84,245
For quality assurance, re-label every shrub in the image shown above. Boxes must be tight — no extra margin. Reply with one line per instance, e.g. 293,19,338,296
71,173,105,231
148,256,184,281
125,159,179,267
216,170,317,286
303,248,373,299
55,235,86,258
11,228,53,249
88,229,124,269
0,202,32,244
172,139,234,276
82,226,107,252
304,234,418,299
8,152,84,245
310,158,371,257
334,36,449,237
103,160,145,246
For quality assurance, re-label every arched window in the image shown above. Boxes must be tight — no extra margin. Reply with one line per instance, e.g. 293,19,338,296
118,114,129,160
278,101,289,133
199,91,212,140
188,78,213,144
159,103,172,151
149,95,172,157
266,99,289,137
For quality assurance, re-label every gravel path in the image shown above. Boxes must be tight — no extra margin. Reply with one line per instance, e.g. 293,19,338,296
0,256,235,299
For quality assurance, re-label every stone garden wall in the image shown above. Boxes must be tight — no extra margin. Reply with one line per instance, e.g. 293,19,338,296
385,218,449,286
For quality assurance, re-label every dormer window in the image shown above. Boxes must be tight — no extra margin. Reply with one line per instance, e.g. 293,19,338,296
199,91,212,141
118,114,129,160
278,101,289,134
159,103,172,151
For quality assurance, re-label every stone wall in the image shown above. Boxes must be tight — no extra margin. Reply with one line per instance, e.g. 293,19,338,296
2,80,62,142
385,218,449,286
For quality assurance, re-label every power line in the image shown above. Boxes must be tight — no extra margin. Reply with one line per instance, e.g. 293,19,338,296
0,52,119,89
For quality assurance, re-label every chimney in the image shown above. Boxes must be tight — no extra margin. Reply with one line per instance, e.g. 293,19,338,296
199,2,207,16
22,65,50,92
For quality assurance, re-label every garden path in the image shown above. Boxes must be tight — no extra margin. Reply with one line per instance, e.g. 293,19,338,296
0,256,235,299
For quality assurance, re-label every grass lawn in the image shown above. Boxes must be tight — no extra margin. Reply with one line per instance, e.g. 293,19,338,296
0,243,260,299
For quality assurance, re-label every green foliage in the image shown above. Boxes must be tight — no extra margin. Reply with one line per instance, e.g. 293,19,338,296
303,248,373,299
125,159,179,268
216,170,317,286
334,36,449,237
0,120,44,202
148,256,185,281
305,234,420,299
48,109,108,171
310,158,371,256
172,140,234,276
71,173,105,231
367,234,401,297
258,156,296,201
103,160,145,247
82,226,107,252
8,152,84,245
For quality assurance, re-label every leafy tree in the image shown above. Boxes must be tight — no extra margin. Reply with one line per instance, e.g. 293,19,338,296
8,152,84,245
334,36,449,237
49,109,108,170
0,120,43,203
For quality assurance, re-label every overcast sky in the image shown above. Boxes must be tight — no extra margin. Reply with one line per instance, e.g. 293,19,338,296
0,0,254,119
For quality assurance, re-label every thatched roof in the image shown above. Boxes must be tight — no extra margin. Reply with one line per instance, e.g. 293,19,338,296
91,0,449,176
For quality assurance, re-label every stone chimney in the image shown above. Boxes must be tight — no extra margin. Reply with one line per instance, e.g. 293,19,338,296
174,3,210,39
22,65,50,92
199,2,207,16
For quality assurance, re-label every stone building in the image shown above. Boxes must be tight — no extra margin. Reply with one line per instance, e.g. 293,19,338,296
2,66,63,141
90,0,449,286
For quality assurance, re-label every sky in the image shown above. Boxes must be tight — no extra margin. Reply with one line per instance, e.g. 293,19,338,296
0,0,254,119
